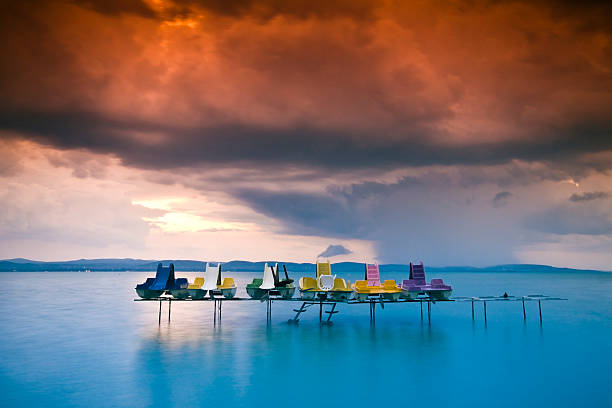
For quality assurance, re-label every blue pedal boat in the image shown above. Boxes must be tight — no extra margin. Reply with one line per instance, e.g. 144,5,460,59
135,263,176,299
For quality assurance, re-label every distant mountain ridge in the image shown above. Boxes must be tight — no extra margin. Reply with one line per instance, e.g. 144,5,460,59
0,258,608,273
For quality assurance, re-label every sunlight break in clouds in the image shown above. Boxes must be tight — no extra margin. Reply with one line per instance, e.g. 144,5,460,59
132,198,247,232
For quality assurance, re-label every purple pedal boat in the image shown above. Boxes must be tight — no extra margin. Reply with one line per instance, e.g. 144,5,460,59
400,262,453,300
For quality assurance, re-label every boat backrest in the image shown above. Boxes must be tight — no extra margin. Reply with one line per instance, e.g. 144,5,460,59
354,280,369,291
220,277,235,288
250,278,264,286
410,262,427,285
188,277,204,289
202,263,220,290
173,278,189,289
316,261,332,278
300,276,317,290
401,279,418,290
333,277,348,291
383,280,398,290
365,263,380,286
318,274,335,291
149,263,175,290
261,263,275,289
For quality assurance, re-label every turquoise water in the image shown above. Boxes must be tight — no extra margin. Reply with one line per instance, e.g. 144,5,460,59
0,271,611,407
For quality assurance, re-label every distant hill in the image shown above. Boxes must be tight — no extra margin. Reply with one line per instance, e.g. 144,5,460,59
0,258,608,273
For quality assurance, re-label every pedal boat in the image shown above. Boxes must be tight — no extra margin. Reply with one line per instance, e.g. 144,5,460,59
169,278,189,299
135,263,175,299
202,262,237,299
298,261,340,300
329,277,353,301
401,262,453,300
247,263,295,299
381,280,402,301
353,263,386,301
187,277,207,299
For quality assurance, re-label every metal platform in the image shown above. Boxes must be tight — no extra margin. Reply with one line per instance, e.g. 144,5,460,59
135,293,565,326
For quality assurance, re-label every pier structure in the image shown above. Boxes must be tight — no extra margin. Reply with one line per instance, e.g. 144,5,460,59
136,294,565,326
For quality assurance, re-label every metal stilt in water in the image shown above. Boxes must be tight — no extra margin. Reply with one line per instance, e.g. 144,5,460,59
483,301,487,323
325,303,337,323
372,300,376,324
427,300,431,323
420,300,423,320
168,298,171,321
290,302,310,323
218,299,222,321
538,300,542,324
471,299,475,320
213,299,217,325
158,299,162,325
319,300,323,322
522,298,526,320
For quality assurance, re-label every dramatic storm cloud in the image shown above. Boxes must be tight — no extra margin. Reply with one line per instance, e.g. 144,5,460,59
0,0,611,268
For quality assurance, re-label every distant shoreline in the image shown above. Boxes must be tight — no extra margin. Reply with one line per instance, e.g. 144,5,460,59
0,259,609,274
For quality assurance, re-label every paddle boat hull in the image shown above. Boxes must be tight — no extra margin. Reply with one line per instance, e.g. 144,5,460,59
427,289,452,300
187,288,207,299
277,285,296,299
382,291,401,301
220,287,237,299
353,291,370,301
246,286,268,299
136,288,164,299
400,289,420,300
330,291,352,301
299,289,316,300
170,289,189,299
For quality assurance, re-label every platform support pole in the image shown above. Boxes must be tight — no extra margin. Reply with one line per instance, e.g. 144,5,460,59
158,299,162,325
471,299,475,320
420,300,423,320
522,298,526,320
168,298,171,321
218,299,222,321
319,300,323,322
483,301,487,323
427,300,431,324
372,300,376,324
538,300,542,324
213,299,217,325
326,303,337,322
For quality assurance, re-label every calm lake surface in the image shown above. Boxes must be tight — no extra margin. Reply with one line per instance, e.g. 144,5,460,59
0,270,610,407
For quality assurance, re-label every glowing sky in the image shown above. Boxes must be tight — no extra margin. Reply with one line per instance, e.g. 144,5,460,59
1,0,611,267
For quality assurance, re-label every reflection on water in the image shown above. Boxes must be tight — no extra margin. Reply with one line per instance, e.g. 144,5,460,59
0,271,611,407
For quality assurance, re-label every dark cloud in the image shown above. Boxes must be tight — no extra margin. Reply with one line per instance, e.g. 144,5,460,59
318,244,352,258
70,0,156,17
232,188,362,237
492,191,513,208
2,0,612,177
569,191,609,202
2,109,612,175
170,0,377,19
